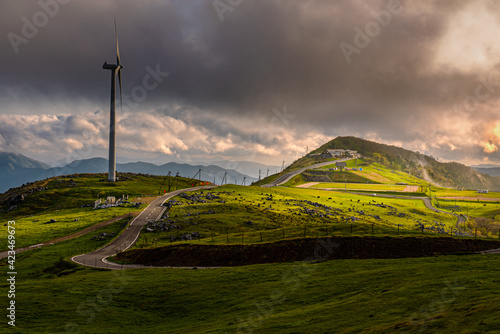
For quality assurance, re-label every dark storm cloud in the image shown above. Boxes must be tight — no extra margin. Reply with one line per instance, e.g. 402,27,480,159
1,0,500,164
0,0,463,112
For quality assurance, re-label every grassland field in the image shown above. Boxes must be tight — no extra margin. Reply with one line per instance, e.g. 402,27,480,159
313,161,425,186
1,172,500,333
1,221,500,333
308,182,409,192
131,185,464,249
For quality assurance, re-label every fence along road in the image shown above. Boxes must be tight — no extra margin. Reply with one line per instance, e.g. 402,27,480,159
262,158,352,187
72,186,215,270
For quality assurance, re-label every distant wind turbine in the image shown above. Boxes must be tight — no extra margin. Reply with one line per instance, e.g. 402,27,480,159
102,19,123,182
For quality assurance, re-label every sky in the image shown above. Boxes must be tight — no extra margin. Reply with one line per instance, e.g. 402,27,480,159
1,0,500,168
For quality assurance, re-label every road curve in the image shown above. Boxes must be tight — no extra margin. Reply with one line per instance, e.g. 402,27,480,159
72,186,215,270
262,158,352,187
341,191,466,228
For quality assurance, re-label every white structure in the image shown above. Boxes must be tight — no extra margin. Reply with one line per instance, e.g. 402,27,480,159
102,19,123,182
321,149,359,159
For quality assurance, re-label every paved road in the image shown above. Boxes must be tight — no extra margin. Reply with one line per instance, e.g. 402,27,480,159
72,186,215,270
262,158,352,187
343,191,466,228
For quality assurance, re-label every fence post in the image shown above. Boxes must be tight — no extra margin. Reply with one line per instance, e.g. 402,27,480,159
397,224,399,235
422,224,424,235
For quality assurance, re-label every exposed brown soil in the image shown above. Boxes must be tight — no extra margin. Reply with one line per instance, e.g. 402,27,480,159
115,236,500,267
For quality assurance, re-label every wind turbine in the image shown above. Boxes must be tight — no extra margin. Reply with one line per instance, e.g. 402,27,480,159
102,19,123,182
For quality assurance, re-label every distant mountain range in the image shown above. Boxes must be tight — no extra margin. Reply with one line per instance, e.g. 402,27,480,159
288,136,500,191
472,167,500,177
0,153,258,193
204,160,282,179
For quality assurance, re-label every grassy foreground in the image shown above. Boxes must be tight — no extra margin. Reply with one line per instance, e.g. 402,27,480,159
1,233,500,333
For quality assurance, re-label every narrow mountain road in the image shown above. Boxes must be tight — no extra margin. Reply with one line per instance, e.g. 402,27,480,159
261,160,466,228
343,191,466,228
71,186,215,269
262,158,352,187
420,197,466,228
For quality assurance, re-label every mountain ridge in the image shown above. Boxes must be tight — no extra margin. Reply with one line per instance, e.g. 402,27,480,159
0,154,256,193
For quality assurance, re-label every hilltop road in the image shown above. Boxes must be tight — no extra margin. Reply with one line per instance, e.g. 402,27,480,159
262,158,352,187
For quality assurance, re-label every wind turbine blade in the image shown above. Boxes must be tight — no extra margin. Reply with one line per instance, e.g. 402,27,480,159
115,18,121,66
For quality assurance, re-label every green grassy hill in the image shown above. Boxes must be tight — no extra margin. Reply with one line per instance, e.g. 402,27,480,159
0,173,205,250
287,136,500,191
1,177,500,333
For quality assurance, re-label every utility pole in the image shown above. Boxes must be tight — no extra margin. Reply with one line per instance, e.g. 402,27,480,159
266,169,269,177
159,171,171,194
167,171,172,192
174,172,179,190
281,160,285,172
242,177,246,186
199,168,202,182
258,170,261,181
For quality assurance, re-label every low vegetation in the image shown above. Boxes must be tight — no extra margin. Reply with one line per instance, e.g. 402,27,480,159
0,173,200,250
130,184,461,250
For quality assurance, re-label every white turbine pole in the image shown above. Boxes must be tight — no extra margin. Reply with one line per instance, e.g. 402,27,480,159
103,19,123,182
108,70,116,182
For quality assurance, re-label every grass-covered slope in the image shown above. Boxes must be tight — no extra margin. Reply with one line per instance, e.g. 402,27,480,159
287,136,500,191
2,230,500,333
0,173,204,249
130,184,460,250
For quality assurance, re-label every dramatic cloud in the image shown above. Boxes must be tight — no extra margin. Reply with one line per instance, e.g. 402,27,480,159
1,0,499,166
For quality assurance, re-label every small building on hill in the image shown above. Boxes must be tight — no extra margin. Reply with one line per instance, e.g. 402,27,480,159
320,149,359,159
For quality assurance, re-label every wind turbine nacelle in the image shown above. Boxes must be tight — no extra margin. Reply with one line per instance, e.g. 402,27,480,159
103,62,117,70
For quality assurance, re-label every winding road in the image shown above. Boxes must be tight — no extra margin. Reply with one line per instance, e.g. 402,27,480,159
71,186,214,270
262,158,352,187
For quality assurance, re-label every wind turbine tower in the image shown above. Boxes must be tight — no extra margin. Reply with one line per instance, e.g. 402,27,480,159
102,19,123,182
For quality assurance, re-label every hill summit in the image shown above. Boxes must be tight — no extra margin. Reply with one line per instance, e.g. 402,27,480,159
288,136,500,191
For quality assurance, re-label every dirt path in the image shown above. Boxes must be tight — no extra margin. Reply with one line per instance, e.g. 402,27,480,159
296,182,319,188
439,196,500,202
0,212,140,259
403,185,420,192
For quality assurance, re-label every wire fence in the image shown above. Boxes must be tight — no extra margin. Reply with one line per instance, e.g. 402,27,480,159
139,221,500,248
